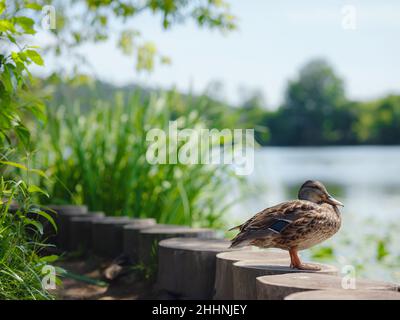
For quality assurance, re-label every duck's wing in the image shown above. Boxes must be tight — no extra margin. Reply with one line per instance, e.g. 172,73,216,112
229,200,320,247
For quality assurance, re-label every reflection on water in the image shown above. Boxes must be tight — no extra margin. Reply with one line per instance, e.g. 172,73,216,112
228,146,400,283
231,146,400,222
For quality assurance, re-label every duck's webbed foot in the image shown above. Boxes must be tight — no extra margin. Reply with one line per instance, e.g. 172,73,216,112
291,263,321,271
289,247,321,271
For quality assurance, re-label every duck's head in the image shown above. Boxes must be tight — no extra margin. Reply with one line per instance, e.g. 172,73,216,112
298,180,344,207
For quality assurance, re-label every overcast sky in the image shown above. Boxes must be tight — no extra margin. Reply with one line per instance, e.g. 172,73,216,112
37,0,400,107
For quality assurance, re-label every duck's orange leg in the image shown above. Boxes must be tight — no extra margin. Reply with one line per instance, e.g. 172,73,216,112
289,248,321,271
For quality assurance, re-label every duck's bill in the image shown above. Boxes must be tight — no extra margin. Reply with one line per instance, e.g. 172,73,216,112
326,195,344,207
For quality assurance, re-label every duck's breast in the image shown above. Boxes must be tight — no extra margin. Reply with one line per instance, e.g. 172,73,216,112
295,205,342,250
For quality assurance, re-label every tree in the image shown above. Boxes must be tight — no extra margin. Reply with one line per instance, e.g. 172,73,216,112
267,59,352,145
355,95,400,144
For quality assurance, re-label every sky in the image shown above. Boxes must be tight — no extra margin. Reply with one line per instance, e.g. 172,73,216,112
37,0,400,107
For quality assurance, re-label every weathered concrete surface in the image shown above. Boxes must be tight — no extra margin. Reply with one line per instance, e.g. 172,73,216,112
285,289,400,300
256,273,399,300
47,205,88,249
214,248,290,300
91,217,134,258
137,226,216,267
233,260,338,300
122,219,157,262
69,212,105,252
158,237,238,299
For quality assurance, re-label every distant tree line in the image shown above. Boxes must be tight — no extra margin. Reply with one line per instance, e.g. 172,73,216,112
198,59,400,146
261,59,400,146
43,58,400,146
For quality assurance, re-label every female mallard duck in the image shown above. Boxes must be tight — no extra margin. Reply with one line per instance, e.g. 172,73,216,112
229,180,343,270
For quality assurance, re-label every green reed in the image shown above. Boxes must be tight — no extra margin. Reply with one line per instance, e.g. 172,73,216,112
0,167,56,300
34,90,242,228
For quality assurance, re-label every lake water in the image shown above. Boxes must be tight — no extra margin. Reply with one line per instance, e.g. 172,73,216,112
230,146,400,221
228,146,400,283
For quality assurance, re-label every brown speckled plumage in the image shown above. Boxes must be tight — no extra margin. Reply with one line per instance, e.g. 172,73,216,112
229,180,343,270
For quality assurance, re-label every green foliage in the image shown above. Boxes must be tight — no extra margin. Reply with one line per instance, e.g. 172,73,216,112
0,1,57,299
0,162,56,300
32,90,241,228
10,0,236,73
38,78,269,143
41,65,400,147
310,246,335,261
354,95,400,144
266,59,354,145
260,59,400,146
57,268,108,287
134,239,160,281
376,239,389,262
0,0,46,147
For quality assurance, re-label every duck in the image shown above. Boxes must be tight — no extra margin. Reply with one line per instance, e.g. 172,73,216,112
229,180,343,270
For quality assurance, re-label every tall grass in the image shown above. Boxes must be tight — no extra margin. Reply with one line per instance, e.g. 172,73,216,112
33,91,242,228
0,167,56,300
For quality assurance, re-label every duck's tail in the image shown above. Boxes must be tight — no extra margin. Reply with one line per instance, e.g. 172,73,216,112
228,224,245,248
229,234,253,248
229,237,252,248
229,225,275,249
228,224,241,232
229,227,254,248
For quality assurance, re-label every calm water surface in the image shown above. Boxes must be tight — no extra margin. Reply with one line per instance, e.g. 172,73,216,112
231,146,400,221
